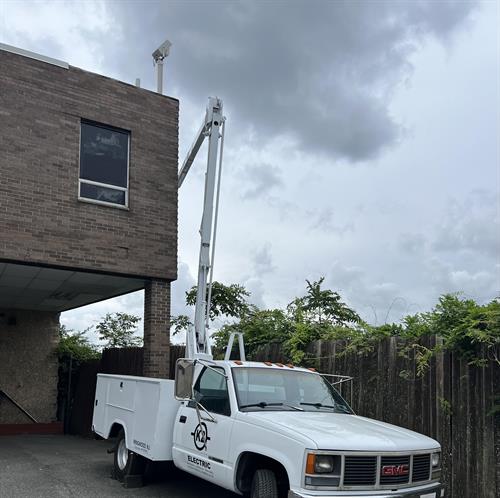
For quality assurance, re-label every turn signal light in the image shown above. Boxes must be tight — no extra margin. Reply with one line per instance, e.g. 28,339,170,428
306,454,316,474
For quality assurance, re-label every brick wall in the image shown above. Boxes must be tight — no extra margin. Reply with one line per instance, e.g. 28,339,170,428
143,280,170,378
0,49,178,281
0,311,59,423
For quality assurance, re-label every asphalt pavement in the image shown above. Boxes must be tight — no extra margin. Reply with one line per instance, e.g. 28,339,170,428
0,435,237,497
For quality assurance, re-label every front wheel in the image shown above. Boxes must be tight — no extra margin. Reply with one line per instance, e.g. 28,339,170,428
250,469,279,498
113,429,145,482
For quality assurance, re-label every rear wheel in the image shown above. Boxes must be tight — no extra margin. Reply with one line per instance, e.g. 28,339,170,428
113,429,145,482
250,469,279,498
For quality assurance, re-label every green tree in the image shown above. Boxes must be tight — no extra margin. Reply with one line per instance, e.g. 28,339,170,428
171,282,251,336
57,324,100,361
212,307,293,358
289,277,361,326
401,294,500,372
96,312,142,348
210,278,362,363
284,278,361,362
185,282,250,320
171,314,193,336
57,325,101,417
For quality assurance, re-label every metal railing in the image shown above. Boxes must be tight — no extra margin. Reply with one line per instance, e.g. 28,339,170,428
0,388,38,423
321,373,354,407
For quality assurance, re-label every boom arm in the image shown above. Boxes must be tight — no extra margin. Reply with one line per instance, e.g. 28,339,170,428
178,97,225,359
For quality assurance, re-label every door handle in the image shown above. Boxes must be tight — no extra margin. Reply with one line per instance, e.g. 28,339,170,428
179,415,187,424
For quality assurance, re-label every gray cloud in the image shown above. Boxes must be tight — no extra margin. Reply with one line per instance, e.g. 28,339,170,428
433,190,499,259
425,258,498,303
325,264,411,324
328,262,365,293
308,207,355,235
252,243,276,275
241,163,283,200
243,276,267,309
107,0,476,161
399,232,426,254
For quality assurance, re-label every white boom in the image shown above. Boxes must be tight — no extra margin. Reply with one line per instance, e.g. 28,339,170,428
178,97,225,359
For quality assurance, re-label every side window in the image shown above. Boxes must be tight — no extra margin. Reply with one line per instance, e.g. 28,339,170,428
192,367,230,416
79,120,130,208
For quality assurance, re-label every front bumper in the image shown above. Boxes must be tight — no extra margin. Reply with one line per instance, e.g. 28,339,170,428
288,484,444,498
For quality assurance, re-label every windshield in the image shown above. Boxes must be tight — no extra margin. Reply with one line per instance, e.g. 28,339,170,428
232,368,353,414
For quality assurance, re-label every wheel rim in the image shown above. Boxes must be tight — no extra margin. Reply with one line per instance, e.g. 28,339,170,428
117,438,129,471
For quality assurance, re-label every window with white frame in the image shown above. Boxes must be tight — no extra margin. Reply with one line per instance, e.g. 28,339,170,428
79,120,130,207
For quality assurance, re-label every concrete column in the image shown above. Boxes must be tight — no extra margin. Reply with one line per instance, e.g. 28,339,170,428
143,280,170,378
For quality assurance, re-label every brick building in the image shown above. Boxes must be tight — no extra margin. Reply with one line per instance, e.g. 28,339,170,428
0,44,178,426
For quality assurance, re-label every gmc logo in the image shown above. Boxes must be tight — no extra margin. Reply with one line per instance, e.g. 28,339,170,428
381,464,409,476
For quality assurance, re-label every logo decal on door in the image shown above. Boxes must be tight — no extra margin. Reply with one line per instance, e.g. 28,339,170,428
191,422,211,451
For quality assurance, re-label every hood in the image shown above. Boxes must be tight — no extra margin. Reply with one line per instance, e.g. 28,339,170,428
242,411,440,452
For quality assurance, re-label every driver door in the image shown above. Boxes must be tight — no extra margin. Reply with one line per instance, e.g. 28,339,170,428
173,366,234,489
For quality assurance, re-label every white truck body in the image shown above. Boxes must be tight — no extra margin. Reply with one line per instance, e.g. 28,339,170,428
93,374,180,461
92,361,444,498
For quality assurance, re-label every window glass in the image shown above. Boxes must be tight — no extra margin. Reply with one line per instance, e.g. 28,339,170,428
80,122,129,187
192,367,230,416
233,368,352,413
79,121,129,207
79,183,126,205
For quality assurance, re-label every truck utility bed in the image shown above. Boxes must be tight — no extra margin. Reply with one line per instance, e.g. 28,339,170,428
92,374,180,461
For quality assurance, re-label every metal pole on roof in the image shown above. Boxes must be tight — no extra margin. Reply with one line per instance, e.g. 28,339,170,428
156,60,164,94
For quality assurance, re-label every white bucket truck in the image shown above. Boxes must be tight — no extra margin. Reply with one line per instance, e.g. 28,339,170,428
92,98,444,498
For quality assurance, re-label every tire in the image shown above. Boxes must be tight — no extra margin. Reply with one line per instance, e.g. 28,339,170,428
113,429,146,482
250,469,279,498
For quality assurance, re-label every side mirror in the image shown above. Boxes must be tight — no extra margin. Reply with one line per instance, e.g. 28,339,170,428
175,358,195,400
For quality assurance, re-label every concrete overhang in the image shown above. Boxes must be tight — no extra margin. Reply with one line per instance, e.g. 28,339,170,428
0,261,146,312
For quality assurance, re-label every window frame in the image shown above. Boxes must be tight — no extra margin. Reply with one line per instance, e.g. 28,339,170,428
232,367,353,414
188,366,232,417
78,119,131,209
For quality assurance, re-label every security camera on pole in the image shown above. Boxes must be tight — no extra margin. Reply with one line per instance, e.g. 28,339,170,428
152,39,171,94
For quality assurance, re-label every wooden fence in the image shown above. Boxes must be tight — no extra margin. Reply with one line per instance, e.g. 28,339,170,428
254,337,500,498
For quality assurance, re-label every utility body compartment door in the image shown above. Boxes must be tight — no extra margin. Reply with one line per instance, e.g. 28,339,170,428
92,373,107,436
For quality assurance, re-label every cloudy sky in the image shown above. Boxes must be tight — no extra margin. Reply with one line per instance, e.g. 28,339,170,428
1,0,498,342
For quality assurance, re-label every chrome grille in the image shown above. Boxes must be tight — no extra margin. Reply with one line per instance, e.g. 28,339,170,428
412,454,431,482
343,456,377,486
380,455,410,485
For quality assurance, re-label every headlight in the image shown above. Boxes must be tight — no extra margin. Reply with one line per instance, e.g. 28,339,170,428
314,455,334,473
306,453,340,475
432,452,441,467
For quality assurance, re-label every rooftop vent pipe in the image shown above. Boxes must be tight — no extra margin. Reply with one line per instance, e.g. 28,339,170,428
152,39,171,94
